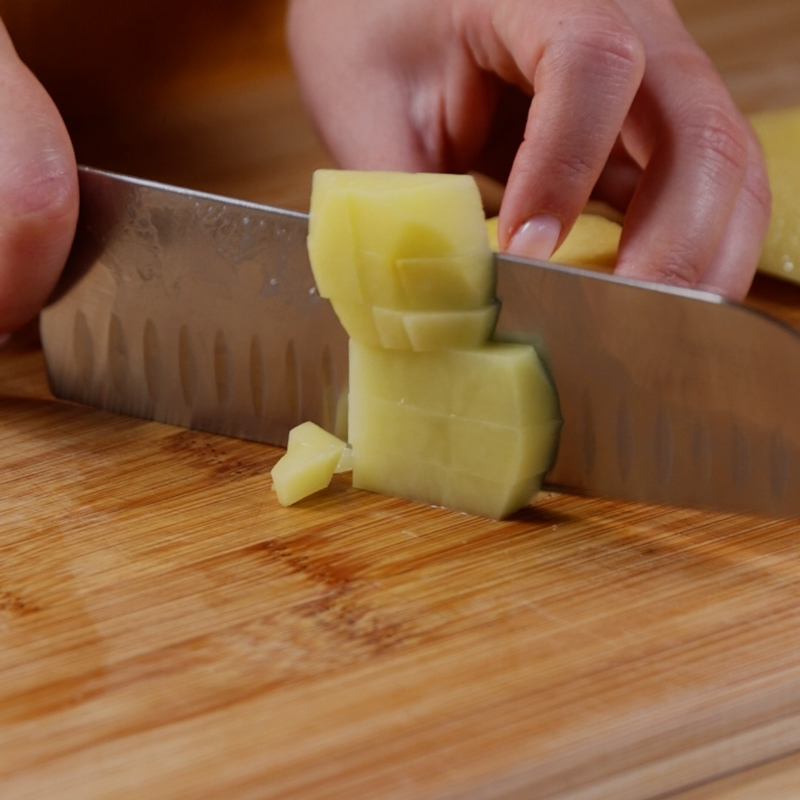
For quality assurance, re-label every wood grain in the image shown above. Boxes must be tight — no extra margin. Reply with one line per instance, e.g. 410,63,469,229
0,1,799,798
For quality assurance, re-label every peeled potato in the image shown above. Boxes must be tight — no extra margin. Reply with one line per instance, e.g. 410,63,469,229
308,170,493,309
304,169,562,519
750,106,800,284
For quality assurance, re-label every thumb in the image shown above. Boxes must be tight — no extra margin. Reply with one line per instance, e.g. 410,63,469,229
0,20,78,334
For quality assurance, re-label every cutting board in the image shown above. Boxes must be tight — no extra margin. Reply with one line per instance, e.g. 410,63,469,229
2,1,800,798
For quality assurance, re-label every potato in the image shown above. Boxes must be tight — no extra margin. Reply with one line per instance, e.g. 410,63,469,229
750,106,800,284
270,422,347,507
297,169,562,518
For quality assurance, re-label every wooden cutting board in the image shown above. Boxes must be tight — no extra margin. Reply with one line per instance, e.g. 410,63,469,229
2,1,800,798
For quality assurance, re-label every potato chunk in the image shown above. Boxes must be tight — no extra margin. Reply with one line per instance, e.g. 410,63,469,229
348,341,561,520
305,169,562,519
271,422,347,507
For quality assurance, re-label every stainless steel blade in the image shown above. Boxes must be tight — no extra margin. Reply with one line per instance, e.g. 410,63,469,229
494,255,800,517
40,166,800,518
40,166,348,448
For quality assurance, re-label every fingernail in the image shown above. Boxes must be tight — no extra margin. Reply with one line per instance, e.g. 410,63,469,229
507,215,562,260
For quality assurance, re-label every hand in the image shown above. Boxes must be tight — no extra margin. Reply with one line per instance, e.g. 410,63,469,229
287,0,771,300
0,18,78,335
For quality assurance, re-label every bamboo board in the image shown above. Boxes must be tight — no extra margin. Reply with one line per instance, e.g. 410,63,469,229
1,1,800,797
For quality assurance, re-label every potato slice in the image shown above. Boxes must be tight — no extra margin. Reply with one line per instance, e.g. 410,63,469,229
271,422,347,507
399,304,499,351
332,300,500,351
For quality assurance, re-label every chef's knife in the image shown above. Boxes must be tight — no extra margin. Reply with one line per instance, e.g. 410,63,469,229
40,166,800,518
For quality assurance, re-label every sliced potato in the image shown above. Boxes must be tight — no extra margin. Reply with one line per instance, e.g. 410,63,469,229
348,341,561,519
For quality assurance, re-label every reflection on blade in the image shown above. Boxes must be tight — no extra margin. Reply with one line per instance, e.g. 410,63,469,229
40,167,349,448
41,167,800,518
495,254,800,518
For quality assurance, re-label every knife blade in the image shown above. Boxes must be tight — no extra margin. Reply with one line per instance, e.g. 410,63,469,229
40,166,800,518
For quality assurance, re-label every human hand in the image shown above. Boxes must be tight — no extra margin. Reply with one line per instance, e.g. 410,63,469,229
287,0,771,301
0,18,78,335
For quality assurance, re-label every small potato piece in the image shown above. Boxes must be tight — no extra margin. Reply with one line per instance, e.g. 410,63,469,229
333,300,499,352
271,422,347,507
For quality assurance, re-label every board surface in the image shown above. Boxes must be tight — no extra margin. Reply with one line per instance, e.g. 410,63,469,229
2,1,800,798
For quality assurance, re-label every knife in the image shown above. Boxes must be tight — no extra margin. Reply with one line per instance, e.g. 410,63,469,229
40,166,800,518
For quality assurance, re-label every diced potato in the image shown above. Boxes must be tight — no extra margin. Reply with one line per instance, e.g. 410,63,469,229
333,300,499,352
446,344,560,426
400,304,499,351
750,106,800,284
306,169,562,519
330,299,383,347
348,341,561,519
347,342,453,413
349,394,450,467
371,306,413,349
354,250,406,308
351,450,546,521
271,421,347,507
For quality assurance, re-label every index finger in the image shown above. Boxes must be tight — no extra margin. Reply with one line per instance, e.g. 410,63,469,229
609,1,771,298
475,0,646,258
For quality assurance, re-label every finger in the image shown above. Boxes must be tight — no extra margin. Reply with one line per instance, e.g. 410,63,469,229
0,21,78,333
484,0,645,258
694,124,771,299
288,0,472,173
610,2,769,298
590,136,643,213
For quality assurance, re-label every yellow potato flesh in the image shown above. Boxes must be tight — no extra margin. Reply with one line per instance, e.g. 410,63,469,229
348,341,561,519
270,421,347,507
307,169,562,519
308,170,493,309
331,299,500,351
750,106,800,283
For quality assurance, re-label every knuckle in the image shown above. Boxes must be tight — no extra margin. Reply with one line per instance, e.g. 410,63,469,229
658,250,705,289
550,148,596,186
683,105,750,176
3,163,78,227
568,22,646,84
742,138,773,218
